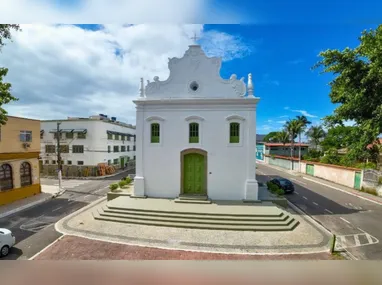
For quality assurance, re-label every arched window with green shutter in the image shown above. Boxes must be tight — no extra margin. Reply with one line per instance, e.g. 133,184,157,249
151,123,160,143
230,122,240,143
189,123,199,143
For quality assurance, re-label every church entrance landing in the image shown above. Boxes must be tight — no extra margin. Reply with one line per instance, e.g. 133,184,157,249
180,149,207,197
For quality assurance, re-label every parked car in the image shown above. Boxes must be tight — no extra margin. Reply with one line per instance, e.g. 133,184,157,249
269,178,295,193
0,228,16,257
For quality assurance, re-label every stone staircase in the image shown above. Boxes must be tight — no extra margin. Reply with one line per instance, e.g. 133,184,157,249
92,197,299,231
174,195,212,204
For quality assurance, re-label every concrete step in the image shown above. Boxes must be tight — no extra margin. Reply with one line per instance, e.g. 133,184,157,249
174,198,212,204
93,210,299,231
106,205,284,218
102,206,288,222
178,195,208,201
97,210,295,226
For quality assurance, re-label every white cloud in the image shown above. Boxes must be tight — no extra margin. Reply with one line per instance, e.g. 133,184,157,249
267,119,273,123
276,120,286,124
279,115,289,118
291,109,318,118
343,120,355,126
0,0,250,24
258,125,272,131
284,106,290,110
0,24,251,124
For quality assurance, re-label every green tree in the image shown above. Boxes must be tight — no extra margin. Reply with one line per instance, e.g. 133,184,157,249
0,24,20,125
275,131,290,145
284,119,300,157
296,115,311,161
306,125,326,149
320,125,356,151
313,24,382,161
263,131,280,143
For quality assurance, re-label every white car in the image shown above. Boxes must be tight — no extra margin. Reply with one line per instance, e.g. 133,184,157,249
0,228,16,257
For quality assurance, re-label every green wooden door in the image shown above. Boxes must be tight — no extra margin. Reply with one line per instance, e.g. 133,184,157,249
183,153,205,195
306,164,314,176
120,157,125,168
354,172,362,190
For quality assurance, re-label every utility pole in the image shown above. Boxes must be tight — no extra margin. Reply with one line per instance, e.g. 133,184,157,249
56,122,62,192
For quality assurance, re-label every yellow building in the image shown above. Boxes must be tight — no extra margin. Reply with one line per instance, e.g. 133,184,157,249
0,116,41,206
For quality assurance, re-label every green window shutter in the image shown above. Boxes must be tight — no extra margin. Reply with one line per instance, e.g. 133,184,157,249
151,123,160,143
229,122,240,143
189,123,199,143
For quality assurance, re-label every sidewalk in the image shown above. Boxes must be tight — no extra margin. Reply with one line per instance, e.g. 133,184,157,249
259,163,382,206
0,192,53,219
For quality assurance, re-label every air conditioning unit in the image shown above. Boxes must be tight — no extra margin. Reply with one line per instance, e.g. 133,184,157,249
22,142,31,149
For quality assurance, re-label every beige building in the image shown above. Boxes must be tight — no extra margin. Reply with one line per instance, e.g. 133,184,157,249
0,116,41,206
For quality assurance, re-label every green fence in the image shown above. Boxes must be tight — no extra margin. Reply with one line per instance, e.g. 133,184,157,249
306,164,314,176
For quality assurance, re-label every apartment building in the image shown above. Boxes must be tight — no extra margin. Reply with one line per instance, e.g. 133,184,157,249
40,114,136,169
0,116,41,206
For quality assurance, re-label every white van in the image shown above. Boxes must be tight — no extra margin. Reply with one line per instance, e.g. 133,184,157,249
0,228,16,257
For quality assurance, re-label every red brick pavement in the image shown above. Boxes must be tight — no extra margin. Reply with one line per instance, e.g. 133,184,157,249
33,235,338,260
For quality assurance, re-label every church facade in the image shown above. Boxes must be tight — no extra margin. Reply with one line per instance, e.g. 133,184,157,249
133,44,260,201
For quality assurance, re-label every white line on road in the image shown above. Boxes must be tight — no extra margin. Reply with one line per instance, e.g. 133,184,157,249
354,235,361,246
83,195,91,199
291,178,307,185
325,209,333,214
294,191,299,195
365,234,374,244
68,200,76,205
313,202,319,206
303,196,308,200
51,206,62,212
340,217,351,224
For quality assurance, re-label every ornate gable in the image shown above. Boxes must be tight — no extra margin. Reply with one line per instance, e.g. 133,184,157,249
143,45,247,99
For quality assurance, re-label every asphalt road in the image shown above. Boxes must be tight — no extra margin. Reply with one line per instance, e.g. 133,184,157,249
257,163,382,260
0,169,135,260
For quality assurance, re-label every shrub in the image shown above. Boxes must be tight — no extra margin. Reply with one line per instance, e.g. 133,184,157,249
266,181,284,196
118,180,127,188
360,186,378,196
354,162,377,170
124,176,132,184
379,176,382,185
109,183,119,191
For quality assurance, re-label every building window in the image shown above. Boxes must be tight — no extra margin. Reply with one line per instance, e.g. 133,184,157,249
67,160,72,165
121,135,125,141
134,155,136,160
77,161,84,165
53,132,62,140
127,136,131,141
121,146,126,152
107,133,113,140
59,145,69,153
108,146,111,153
20,131,32,142
52,160,56,164
113,159,118,165
20,162,32,187
113,146,119,152
77,132,86,139
151,123,160,143
189,123,199,143
72,145,84,153
127,145,130,152
114,134,119,140
126,156,130,161
0,164,13,191
45,145,56,153
66,132,74,139
107,160,111,165
301,147,305,151
229,123,240,143
44,160,49,164
133,145,136,151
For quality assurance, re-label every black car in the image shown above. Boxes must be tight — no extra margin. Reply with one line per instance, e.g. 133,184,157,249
269,178,295,193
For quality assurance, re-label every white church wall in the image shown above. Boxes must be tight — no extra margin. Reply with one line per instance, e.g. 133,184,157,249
142,107,256,200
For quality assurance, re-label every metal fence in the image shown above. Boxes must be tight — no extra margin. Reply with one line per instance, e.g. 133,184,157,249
40,160,136,178
362,169,382,184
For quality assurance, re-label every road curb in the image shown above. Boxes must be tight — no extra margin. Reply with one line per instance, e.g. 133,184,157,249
302,177,382,206
0,195,53,219
29,234,66,260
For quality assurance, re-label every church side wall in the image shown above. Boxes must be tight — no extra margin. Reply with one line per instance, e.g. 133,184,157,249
142,108,255,200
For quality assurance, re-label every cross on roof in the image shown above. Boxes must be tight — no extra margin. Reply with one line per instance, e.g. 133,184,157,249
191,32,200,43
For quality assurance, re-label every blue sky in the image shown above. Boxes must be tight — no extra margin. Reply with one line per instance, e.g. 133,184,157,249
1,0,381,132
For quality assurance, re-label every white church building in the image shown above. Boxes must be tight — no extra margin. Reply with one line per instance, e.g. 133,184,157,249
133,44,260,201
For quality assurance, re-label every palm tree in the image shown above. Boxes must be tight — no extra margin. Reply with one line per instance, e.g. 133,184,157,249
284,119,300,158
276,131,290,145
306,125,326,150
296,115,311,161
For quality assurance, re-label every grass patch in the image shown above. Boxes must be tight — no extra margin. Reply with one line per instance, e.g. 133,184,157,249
331,252,346,260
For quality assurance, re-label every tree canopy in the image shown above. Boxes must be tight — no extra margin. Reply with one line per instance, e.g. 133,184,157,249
313,24,382,160
0,24,20,125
